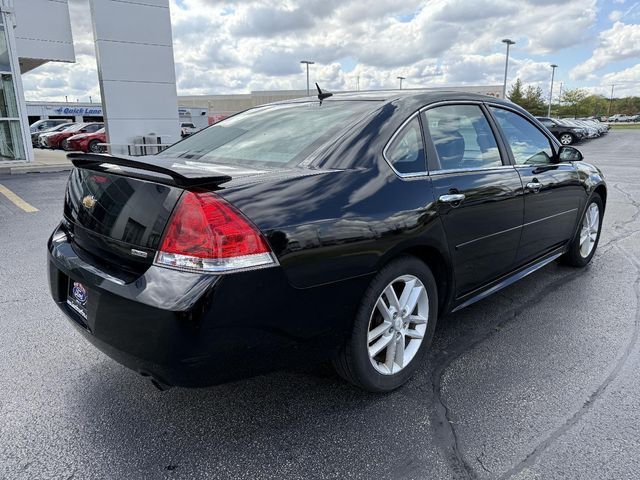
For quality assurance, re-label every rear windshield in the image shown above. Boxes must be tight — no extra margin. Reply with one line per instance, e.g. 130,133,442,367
159,101,378,167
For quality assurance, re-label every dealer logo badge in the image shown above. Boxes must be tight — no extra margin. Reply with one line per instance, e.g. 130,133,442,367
72,282,87,305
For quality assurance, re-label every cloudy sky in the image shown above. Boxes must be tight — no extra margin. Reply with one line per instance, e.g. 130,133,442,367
22,0,640,103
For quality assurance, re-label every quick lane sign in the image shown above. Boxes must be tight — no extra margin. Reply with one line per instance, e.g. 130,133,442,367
51,106,103,116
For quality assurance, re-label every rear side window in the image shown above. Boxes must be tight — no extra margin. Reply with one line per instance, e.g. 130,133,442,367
490,107,554,165
423,104,502,171
385,117,426,174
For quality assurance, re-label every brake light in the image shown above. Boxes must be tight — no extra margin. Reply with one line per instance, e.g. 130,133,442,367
155,191,276,273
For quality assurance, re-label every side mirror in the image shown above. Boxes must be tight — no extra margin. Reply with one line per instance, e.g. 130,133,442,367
558,145,583,162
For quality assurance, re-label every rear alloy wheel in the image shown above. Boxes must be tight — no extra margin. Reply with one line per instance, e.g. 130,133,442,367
60,139,68,150
367,275,428,375
333,256,438,392
88,139,101,153
559,133,574,145
562,194,603,267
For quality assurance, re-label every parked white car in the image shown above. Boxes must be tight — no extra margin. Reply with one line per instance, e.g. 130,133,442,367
180,122,198,137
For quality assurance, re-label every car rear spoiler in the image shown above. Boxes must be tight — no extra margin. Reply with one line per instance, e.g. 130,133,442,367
67,153,232,188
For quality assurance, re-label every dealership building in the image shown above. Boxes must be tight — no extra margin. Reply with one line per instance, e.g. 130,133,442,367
2,0,182,163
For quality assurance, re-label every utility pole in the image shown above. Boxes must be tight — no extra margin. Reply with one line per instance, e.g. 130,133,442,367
547,64,558,117
356,75,360,92
501,39,515,99
300,60,315,97
608,84,616,116
397,76,405,89
558,81,563,105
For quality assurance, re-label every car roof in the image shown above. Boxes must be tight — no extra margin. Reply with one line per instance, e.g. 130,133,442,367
273,89,512,109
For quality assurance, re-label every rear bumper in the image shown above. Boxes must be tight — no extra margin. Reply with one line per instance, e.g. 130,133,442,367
48,224,367,387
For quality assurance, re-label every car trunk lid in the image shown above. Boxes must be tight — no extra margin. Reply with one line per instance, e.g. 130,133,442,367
62,153,285,278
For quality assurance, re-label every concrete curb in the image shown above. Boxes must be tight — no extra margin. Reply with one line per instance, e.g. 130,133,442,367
8,164,73,174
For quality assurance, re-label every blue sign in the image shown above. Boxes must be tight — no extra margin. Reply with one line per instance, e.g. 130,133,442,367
53,106,103,116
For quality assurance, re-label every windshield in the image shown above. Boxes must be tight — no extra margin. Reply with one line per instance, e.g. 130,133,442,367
160,101,379,167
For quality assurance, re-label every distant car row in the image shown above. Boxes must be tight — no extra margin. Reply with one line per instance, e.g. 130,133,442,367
536,117,609,145
607,114,639,122
30,122,105,153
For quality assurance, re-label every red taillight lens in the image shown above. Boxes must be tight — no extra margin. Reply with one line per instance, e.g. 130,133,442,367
155,191,275,273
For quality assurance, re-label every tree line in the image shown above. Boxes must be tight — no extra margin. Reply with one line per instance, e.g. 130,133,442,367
507,78,640,118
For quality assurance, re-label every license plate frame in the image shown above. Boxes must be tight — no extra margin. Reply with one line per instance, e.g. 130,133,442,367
66,279,88,320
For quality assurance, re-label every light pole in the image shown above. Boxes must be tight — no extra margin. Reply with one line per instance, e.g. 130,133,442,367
501,39,515,99
608,84,616,117
300,60,315,97
547,64,558,117
397,76,405,89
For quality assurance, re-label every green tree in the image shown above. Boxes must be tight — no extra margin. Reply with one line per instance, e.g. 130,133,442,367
521,85,546,115
507,79,546,115
561,88,588,118
507,78,524,105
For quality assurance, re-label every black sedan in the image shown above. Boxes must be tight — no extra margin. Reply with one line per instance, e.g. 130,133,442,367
536,116,586,145
48,91,606,392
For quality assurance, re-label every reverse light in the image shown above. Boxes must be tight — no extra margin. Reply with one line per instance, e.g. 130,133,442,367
155,191,276,273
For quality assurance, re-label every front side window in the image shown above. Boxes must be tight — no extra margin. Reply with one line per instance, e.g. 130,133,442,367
491,107,554,165
85,124,103,133
423,104,502,171
385,117,425,174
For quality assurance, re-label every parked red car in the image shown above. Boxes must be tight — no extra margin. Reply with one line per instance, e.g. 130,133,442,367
65,127,106,153
43,122,103,149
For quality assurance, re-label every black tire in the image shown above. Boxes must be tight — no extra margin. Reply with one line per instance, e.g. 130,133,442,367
88,139,100,153
561,194,603,267
559,132,574,145
333,256,438,392
60,139,68,150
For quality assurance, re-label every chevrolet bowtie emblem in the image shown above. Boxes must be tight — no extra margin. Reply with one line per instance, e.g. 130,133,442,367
82,195,97,209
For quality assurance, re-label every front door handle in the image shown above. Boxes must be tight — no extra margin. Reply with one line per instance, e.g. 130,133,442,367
526,181,542,192
439,193,466,204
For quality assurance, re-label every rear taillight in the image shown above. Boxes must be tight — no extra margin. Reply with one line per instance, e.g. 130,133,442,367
155,191,276,273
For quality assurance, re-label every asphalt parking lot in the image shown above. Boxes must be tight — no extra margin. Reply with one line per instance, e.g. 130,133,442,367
1,130,639,480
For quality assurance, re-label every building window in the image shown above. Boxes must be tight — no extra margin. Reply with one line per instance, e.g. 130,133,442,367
0,120,24,160
0,19,26,161
0,27,10,73
0,74,18,117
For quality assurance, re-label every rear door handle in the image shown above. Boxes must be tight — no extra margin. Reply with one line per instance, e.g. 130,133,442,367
526,181,542,192
439,193,466,204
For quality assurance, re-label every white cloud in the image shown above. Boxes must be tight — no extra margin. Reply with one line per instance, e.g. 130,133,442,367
609,10,623,21
601,63,640,96
570,21,640,80
22,0,610,101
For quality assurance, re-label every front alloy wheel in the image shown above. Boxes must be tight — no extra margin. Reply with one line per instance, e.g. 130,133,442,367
560,133,574,145
579,202,600,258
562,193,603,267
333,256,438,392
88,140,101,153
367,275,428,375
